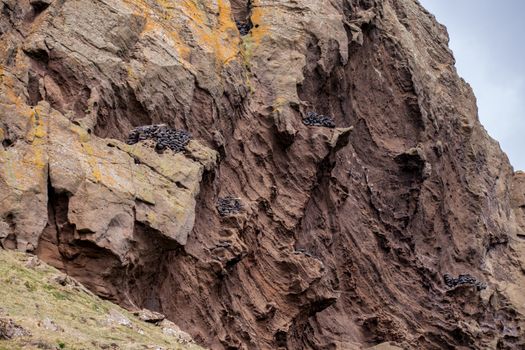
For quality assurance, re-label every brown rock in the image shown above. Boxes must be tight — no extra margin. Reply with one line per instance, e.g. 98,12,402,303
106,310,132,328
0,317,30,339
159,319,194,345
134,309,166,324
0,0,524,349
367,343,404,350
39,317,62,332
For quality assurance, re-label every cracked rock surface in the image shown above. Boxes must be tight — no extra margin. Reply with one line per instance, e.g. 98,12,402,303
1,0,525,349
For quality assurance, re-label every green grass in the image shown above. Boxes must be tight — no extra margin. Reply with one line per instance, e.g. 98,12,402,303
0,250,204,350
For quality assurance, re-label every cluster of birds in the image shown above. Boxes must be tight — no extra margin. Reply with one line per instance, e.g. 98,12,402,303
443,274,487,291
128,112,335,220
127,126,245,218
126,124,191,153
235,20,252,36
216,196,243,217
302,111,336,128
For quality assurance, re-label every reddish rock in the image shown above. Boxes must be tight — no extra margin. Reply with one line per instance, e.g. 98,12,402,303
0,0,524,349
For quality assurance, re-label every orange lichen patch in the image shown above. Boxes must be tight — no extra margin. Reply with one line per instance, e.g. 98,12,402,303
249,6,271,46
24,145,47,171
179,0,207,25
172,0,240,65
167,29,192,62
25,109,48,170
1,149,45,191
1,76,48,175
0,109,47,190
69,122,91,143
217,0,235,28
185,0,240,65
3,146,45,187
0,77,48,174
0,70,26,108
122,0,239,67
141,18,192,63
122,0,193,64
27,109,47,141
215,0,240,64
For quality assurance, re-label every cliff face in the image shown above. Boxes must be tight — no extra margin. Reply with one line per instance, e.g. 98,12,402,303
0,250,203,350
0,0,524,349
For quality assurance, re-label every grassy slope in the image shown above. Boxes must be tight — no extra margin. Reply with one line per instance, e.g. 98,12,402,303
0,250,203,350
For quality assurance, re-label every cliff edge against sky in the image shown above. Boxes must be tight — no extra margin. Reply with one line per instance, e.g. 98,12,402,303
1,0,524,349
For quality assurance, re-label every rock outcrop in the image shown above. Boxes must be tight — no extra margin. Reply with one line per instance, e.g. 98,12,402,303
0,250,202,349
1,0,524,349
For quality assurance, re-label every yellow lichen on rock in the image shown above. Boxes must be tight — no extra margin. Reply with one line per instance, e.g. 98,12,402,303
123,0,239,67
0,105,48,191
1,92,216,254
0,71,26,109
80,143,104,184
178,0,240,65
215,0,241,64
52,106,215,247
249,4,271,46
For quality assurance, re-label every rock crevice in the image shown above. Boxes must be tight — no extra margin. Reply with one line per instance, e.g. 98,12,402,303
1,0,524,349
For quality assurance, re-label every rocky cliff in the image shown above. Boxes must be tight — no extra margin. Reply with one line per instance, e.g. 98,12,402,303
0,250,203,349
1,0,524,349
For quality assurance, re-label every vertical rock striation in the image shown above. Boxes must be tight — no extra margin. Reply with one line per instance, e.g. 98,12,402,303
1,0,524,349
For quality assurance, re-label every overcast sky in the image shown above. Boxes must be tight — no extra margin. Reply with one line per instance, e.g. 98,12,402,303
419,0,525,170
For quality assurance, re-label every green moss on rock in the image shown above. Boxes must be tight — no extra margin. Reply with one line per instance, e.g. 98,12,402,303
0,250,204,350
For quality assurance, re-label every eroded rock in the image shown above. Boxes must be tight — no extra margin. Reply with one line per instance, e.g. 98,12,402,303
1,0,525,349
0,317,30,339
0,100,217,305
134,309,166,324
159,320,194,344
40,317,62,332
107,310,132,328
